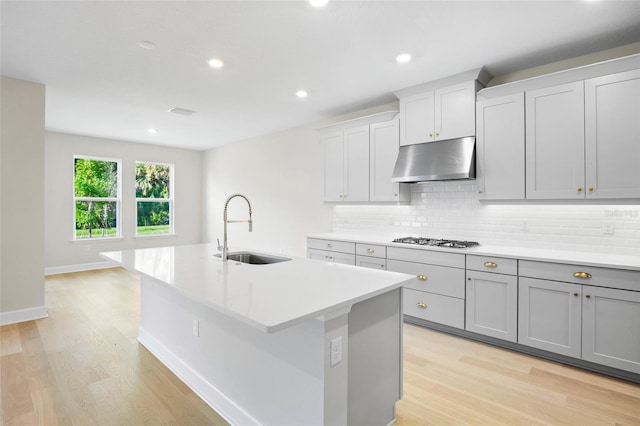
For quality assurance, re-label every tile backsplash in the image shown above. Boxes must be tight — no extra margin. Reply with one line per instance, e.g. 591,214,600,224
333,181,640,256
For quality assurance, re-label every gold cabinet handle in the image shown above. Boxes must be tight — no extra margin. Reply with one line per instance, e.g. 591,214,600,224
367,248,375,253
484,261,498,268
577,187,583,192
573,292,579,297
478,190,483,194
585,294,592,299
417,274,428,281
435,132,440,136
573,271,592,279
589,187,594,192
416,302,427,309
327,243,333,248
428,133,433,137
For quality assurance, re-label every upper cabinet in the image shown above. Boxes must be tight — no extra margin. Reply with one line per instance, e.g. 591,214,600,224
395,68,492,146
322,125,369,202
525,82,585,200
319,111,409,204
585,69,640,199
476,53,640,201
476,93,525,200
369,119,409,203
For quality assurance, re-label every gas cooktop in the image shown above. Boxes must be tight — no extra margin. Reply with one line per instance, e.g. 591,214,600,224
392,237,480,249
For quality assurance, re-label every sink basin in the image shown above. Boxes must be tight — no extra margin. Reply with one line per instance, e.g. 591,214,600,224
215,251,291,265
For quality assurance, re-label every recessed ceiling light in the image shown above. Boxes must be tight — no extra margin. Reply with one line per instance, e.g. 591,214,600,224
138,40,156,50
208,58,224,69
168,107,197,116
296,90,308,98
147,128,157,134
309,0,329,7
396,53,412,64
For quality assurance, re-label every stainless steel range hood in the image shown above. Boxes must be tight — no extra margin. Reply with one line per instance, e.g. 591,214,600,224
391,137,476,183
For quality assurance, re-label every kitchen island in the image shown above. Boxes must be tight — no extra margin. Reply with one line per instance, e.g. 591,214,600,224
101,243,414,426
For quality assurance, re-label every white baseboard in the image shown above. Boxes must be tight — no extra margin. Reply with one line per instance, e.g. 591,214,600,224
0,305,48,326
45,260,118,275
138,327,260,426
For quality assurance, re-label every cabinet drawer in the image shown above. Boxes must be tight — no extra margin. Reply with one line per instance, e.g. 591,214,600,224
387,246,465,268
467,255,517,275
403,288,464,329
387,259,465,298
356,243,386,259
356,255,386,270
307,248,355,265
307,238,355,254
519,260,640,292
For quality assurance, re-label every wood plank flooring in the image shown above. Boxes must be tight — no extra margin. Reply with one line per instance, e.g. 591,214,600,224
1,267,639,425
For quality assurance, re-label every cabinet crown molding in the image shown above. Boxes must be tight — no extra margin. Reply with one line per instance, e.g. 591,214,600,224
317,110,399,134
393,67,492,99
478,53,640,100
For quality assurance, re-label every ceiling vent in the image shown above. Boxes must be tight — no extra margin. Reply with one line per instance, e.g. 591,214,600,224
168,107,197,116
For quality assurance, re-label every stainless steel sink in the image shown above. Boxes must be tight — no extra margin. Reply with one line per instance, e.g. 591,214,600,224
215,251,291,265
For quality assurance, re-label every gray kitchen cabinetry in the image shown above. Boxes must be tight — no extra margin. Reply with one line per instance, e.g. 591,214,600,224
322,125,369,203
355,243,386,270
369,119,410,203
519,260,640,374
584,68,640,199
475,93,525,200
525,81,586,200
307,238,355,265
319,111,407,204
386,247,465,329
477,54,640,201
465,255,518,342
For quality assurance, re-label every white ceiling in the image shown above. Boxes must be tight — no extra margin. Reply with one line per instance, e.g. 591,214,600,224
2,1,640,151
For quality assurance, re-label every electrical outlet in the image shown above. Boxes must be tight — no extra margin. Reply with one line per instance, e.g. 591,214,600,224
330,336,342,367
193,319,199,337
603,222,614,236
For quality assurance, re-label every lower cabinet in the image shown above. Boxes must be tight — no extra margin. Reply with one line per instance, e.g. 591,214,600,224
518,277,582,358
356,255,386,270
466,270,518,342
403,288,464,329
386,250,466,329
581,285,640,374
519,263,640,374
307,238,355,265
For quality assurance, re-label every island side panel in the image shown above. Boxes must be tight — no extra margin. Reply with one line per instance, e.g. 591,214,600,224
138,276,330,426
348,288,403,426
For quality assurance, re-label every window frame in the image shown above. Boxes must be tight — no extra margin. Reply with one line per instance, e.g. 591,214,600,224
72,155,122,241
135,161,175,237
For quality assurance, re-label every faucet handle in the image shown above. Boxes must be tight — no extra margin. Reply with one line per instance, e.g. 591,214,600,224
217,238,222,251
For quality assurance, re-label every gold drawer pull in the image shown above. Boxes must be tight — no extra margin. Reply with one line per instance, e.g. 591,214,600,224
484,261,498,268
327,243,333,248
367,248,375,253
416,302,427,309
573,292,579,297
573,271,592,279
417,274,428,281
585,294,592,299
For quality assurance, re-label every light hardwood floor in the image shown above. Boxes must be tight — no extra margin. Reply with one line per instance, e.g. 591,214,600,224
1,268,639,425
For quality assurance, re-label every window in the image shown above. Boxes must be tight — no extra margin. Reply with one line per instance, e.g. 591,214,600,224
74,156,121,239
136,162,173,236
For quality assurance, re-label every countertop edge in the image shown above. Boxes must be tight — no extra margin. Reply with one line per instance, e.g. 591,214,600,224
306,233,640,271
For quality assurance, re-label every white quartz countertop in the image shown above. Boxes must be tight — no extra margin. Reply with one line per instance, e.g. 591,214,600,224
307,232,640,271
101,244,414,333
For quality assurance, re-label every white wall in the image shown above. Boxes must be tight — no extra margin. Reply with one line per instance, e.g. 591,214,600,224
202,123,332,257
45,132,203,270
202,103,400,257
1,76,47,324
333,182,640,256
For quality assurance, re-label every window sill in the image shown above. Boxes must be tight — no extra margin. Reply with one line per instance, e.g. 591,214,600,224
70,237,124,243
134,233,176,240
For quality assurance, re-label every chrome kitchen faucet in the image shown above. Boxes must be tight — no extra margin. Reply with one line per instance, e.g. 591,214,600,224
219,194,253,262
